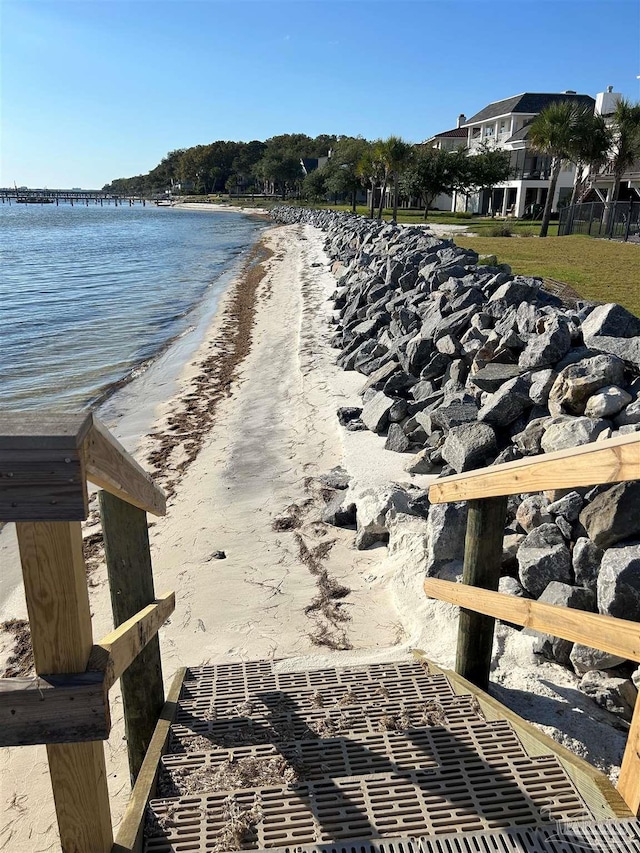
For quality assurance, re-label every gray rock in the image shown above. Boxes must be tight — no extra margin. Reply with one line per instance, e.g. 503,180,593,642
478,376,532,427
555,515,573,540
488,278,540,306
548,354,626,416
529,369,557,406
425,501,468,576
580,481,640,548
404,448,438,475
429,398,479,432
548,491,584,522
584,385,632,419
318,466,350,490
578,670,638,722
512,417,550,455
573,537,604,591
615,399,640,426
499,576,528,597
337,406,362,426
470,363,524,393
441,422,497,473
570,645,627,674
517,524,572,597
388,399,408,423
597,542,640,620
354,486,409,549
518,316,571,370
540,416,608,453
515,495,552,533
385,423,411,453
361,392,394,433
322,492,357,527
502,533,527,568
580,303,640,370
527,582,595,665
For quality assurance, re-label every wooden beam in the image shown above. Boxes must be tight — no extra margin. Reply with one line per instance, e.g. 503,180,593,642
415,652,632,820
89,592,175,691
100,491,166,783
424,577,640,662
112,668,186,853
83,415,166,517
16,520,113,851
0,414,90,521
429,432,640,503
618,695,640,815
0,672,109,746
455,496,507,690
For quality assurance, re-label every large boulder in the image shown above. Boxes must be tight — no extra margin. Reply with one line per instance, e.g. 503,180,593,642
580,303,640,370
569,644,627,674
597,541,640,620
572,537,604,591
517,524,572,597
584,385,632,419
470,363,524,393
526,581,595,665
478,376,532,427
515,495,552,533
441,422,497,473
540,416,608,453
518,316,571,370
548,354,626,416
424,501,468,576
361,392,394,433
578,670,638,722
579,481,640,548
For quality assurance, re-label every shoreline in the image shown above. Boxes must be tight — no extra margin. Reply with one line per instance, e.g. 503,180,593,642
0,218,631,851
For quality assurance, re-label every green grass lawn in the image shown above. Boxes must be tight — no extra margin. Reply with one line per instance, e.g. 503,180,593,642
455,235,640,316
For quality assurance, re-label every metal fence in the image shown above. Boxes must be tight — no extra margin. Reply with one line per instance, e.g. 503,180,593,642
558,200,640,241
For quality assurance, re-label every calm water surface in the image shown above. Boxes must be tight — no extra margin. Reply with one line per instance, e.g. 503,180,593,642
0,203,264,411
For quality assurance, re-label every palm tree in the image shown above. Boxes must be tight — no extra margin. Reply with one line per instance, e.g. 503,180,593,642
608,98,640,203
529,100,583,237
568,110,610,206
380,136,414,222
356,142,385,219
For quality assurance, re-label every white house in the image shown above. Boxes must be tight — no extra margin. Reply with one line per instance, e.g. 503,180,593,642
456,91,596,217
583,86,640,203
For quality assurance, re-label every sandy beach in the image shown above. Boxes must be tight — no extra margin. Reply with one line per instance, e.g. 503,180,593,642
0,211,630,851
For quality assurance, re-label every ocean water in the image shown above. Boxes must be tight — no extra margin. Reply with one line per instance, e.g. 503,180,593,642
0,203,265,411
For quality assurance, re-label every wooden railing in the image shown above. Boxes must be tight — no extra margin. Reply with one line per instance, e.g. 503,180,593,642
423,432,640,815
0,413,174,852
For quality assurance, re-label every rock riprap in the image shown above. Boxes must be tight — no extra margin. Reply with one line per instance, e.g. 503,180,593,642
272,207,640,718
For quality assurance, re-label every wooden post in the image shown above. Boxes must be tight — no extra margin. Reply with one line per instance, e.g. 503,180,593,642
618,693,640,815
455,496,508,691
99,491,164,783
16,521,113,852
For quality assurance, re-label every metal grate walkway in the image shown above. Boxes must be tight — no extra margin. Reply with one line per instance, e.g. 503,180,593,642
143,659,640,852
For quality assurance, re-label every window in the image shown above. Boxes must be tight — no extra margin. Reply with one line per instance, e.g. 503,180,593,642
499,120,508,134
484,125,494,138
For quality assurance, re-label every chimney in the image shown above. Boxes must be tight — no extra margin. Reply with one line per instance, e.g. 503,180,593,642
457,113,467,128
596,86,621,116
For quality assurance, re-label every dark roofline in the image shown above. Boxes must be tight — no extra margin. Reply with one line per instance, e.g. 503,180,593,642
464,92,595,125
433,127,468,138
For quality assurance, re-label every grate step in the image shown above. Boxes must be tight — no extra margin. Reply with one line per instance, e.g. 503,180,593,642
146,756,588,851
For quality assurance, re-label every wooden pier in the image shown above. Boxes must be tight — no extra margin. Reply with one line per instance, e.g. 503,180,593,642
0,188,147,206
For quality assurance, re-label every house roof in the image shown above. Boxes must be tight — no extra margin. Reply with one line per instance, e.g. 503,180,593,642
464,92,595,125
433,127,468,139
504,123,532,144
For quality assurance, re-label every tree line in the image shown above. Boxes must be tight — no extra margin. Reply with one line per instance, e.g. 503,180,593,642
104,97,640,238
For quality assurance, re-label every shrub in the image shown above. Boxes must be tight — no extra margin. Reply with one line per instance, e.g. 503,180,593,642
454,211,473,219
488,224,514,237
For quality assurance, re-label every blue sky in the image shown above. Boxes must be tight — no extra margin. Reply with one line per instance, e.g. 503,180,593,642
2,0,639,188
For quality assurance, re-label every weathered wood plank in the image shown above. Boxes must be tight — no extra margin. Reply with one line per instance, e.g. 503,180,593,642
0,416,90,521
100,490,167,782
429,433,640,503
0,672,109,746
618,694,640,815
424,577,640,661
16,520,113,850
112,668,186,853
456,496,507,690
89,592,175,691
84,416,166,516
415,652,632,820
